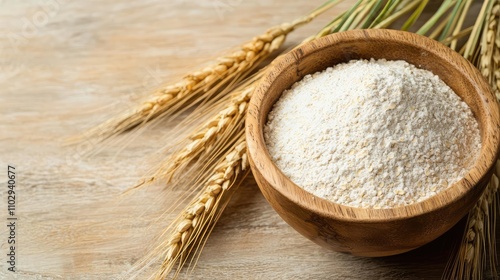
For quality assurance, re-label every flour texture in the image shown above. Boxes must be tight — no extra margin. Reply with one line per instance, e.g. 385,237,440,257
264,59,481,208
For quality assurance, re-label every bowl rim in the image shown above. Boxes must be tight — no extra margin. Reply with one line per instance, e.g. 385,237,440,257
245,29,500,222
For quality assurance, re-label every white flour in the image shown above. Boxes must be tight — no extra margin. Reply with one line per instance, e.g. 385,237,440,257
264,59,481,208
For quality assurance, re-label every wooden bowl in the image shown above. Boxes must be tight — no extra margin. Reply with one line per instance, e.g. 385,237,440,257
245,29,500,257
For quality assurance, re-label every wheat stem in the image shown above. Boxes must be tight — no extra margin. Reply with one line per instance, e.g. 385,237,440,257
463,0,495,60
449,0,474,50
375,0,425,30
400,0,429,31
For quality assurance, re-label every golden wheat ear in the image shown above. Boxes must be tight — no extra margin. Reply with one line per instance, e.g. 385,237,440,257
479,2,500,102
129,135,248,280
136,76,257,191
68,1,342,149
443,160,499,280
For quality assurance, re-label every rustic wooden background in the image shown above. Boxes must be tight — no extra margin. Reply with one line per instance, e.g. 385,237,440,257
0,0,498,279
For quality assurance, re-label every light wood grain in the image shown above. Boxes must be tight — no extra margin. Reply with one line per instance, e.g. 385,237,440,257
246,29,500,257
0,1,498,279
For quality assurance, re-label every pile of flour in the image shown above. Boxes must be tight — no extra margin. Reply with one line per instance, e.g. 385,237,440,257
264,59,481,208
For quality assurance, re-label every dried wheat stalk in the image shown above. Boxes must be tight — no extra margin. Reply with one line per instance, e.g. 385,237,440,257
151,135,248,279
84,4,339,143
444,161,499,280
444,3,500,279
87,30,280,141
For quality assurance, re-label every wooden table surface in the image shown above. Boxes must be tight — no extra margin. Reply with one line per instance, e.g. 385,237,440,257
1,0,498,279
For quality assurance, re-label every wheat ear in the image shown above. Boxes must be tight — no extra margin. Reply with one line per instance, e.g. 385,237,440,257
148,135,248,279
148,80,255,186
444,161,499,280
84,27,282,141
491,1,500,102
81,1,341,143
480,1,500,101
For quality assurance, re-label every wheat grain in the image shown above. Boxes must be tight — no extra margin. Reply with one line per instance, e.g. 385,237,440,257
151,136,248,279
138,0,355,188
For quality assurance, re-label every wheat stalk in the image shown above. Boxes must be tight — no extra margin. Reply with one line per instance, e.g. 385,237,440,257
444,161,499,280
444,2,500,279
85,27,282,141
144,135,248,280
80,2,342,144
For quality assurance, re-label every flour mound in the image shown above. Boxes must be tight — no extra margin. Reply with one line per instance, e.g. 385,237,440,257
264,59,481,208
